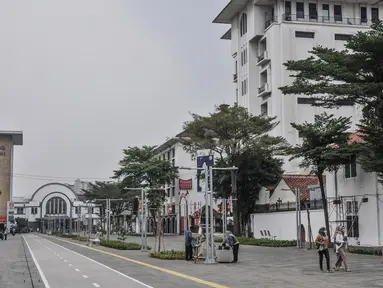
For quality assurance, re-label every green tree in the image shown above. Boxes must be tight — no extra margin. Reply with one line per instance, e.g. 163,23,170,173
279,21,383,181
113,146,178,252
83,181,128,217
180,104,288,235
214,150,284,235
287,113,361,238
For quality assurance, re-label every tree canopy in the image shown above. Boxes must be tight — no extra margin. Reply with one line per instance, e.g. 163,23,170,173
180,104,287,234
279,21,383,181
113,146,179,211
287,112,361,237
82,181,129,216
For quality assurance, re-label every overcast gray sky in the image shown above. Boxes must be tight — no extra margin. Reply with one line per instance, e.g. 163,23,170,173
0,0,233,196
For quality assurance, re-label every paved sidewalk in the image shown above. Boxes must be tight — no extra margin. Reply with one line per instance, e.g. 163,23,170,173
45,234,383,288
0,234,44,288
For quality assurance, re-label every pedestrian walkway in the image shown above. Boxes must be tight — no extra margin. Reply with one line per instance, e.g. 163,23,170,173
0,234,43,288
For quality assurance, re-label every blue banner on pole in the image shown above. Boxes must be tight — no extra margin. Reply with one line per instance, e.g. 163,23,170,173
197,155,214,192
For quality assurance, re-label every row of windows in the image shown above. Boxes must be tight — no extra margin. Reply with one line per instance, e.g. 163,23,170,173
297,97,353,106
241,79,248,96
159,148,175,161
15,205,98,215
286,1,379,22
295,31,352,41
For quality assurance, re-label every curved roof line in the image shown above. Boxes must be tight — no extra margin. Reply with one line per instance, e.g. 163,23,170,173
31,182,77,201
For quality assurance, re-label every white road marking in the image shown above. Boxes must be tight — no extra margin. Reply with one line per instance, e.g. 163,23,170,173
75,268,80,272
22,236,51,288
82,275,88,278
93,283,100,287
60,257,63,259
39,235,153,288
69,264,73,267
64,260,67,262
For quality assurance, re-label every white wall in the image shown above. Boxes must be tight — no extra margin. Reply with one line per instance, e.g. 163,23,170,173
252,209,325,241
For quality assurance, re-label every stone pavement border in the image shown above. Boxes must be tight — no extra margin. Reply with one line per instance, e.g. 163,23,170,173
0,234,44,288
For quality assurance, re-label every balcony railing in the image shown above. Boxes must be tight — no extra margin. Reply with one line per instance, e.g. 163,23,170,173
264,16,277,30
257,51,270,66
282,13,377,26
258,85,266,94
255,199,324,213
257,54,265,63
233,73,238,82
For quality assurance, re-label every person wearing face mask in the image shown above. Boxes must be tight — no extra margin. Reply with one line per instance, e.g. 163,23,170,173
315,227,331,272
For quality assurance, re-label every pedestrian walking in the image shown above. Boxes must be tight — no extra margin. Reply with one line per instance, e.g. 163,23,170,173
315,227,331,272
226,231,239,263
334,226,351,272
3,225,8,240
184,227,193,261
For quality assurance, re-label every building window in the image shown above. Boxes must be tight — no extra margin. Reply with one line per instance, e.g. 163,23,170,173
361,7,367,23
172,159,175,167
75,207,80,214
31,207,38,214
309,3,317,20
16,208,24,214
167,188,170,197
335,34,352,41
240,13,247,36
171,148,175,158
344,155,357,178
372,8,379,22
322,4,330,20
162,154,165,160
285,1,291,20
46,197,67,215
296,2,304,19
172,187,175,197
261,102,268,116
295,31,315,38
346,215,359,237
334,5,342,22
297,97,316,104
167,151,171,160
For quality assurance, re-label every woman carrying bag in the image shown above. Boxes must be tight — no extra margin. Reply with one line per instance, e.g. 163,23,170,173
315,227,331,272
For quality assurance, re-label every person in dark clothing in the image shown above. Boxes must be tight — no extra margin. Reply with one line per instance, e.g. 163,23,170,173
226,231,239,263
315,227,331,272
184,227,193,261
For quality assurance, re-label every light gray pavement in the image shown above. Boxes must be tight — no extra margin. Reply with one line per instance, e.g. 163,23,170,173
43,234,383,288
23,234,158,288
0,234,43,288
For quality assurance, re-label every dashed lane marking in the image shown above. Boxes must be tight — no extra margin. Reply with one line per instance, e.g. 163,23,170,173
41,235,229,288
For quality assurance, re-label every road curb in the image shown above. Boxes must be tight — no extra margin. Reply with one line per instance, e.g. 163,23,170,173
21,235,46,288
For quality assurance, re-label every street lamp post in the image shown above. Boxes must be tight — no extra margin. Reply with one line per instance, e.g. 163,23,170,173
180,165,238,264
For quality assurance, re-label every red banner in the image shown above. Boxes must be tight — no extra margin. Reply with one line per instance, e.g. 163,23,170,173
179,178,192,190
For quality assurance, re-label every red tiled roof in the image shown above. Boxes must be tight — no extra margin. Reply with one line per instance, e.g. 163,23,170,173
349,131,365,144
282,175,325,201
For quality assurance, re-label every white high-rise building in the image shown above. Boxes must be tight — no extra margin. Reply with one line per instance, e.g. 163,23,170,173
213,0,382,172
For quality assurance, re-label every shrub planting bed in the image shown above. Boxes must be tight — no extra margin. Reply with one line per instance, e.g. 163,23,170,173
237,237,297,247
59,234,91,242
100,240,151,250
348,246,382,256
149,250,185,260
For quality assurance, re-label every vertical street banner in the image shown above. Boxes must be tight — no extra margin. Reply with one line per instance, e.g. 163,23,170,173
196,155,214,192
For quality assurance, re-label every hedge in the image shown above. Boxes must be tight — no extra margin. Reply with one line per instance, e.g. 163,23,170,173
348,246,382,256
149,250,185,260
60,234,93,242
100,240,151,250
237,237,297,247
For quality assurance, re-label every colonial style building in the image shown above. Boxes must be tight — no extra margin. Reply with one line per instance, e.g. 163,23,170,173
12,181,100,232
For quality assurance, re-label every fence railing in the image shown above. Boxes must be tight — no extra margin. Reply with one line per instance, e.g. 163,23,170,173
255,199,324,213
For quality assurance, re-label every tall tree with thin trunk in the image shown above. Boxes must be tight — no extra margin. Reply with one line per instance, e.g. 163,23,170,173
180,104,288,235
287,112,362,238
113,146,178,252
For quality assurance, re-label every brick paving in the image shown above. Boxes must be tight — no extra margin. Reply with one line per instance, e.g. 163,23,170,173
45,234,383,288
0,234,44,288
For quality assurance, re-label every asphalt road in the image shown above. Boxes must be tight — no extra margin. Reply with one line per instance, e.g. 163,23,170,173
23,234,153,288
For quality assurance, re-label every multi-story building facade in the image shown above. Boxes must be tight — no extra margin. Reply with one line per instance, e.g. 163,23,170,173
12,180,100,232
213,0,382,172
149,138,220,234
